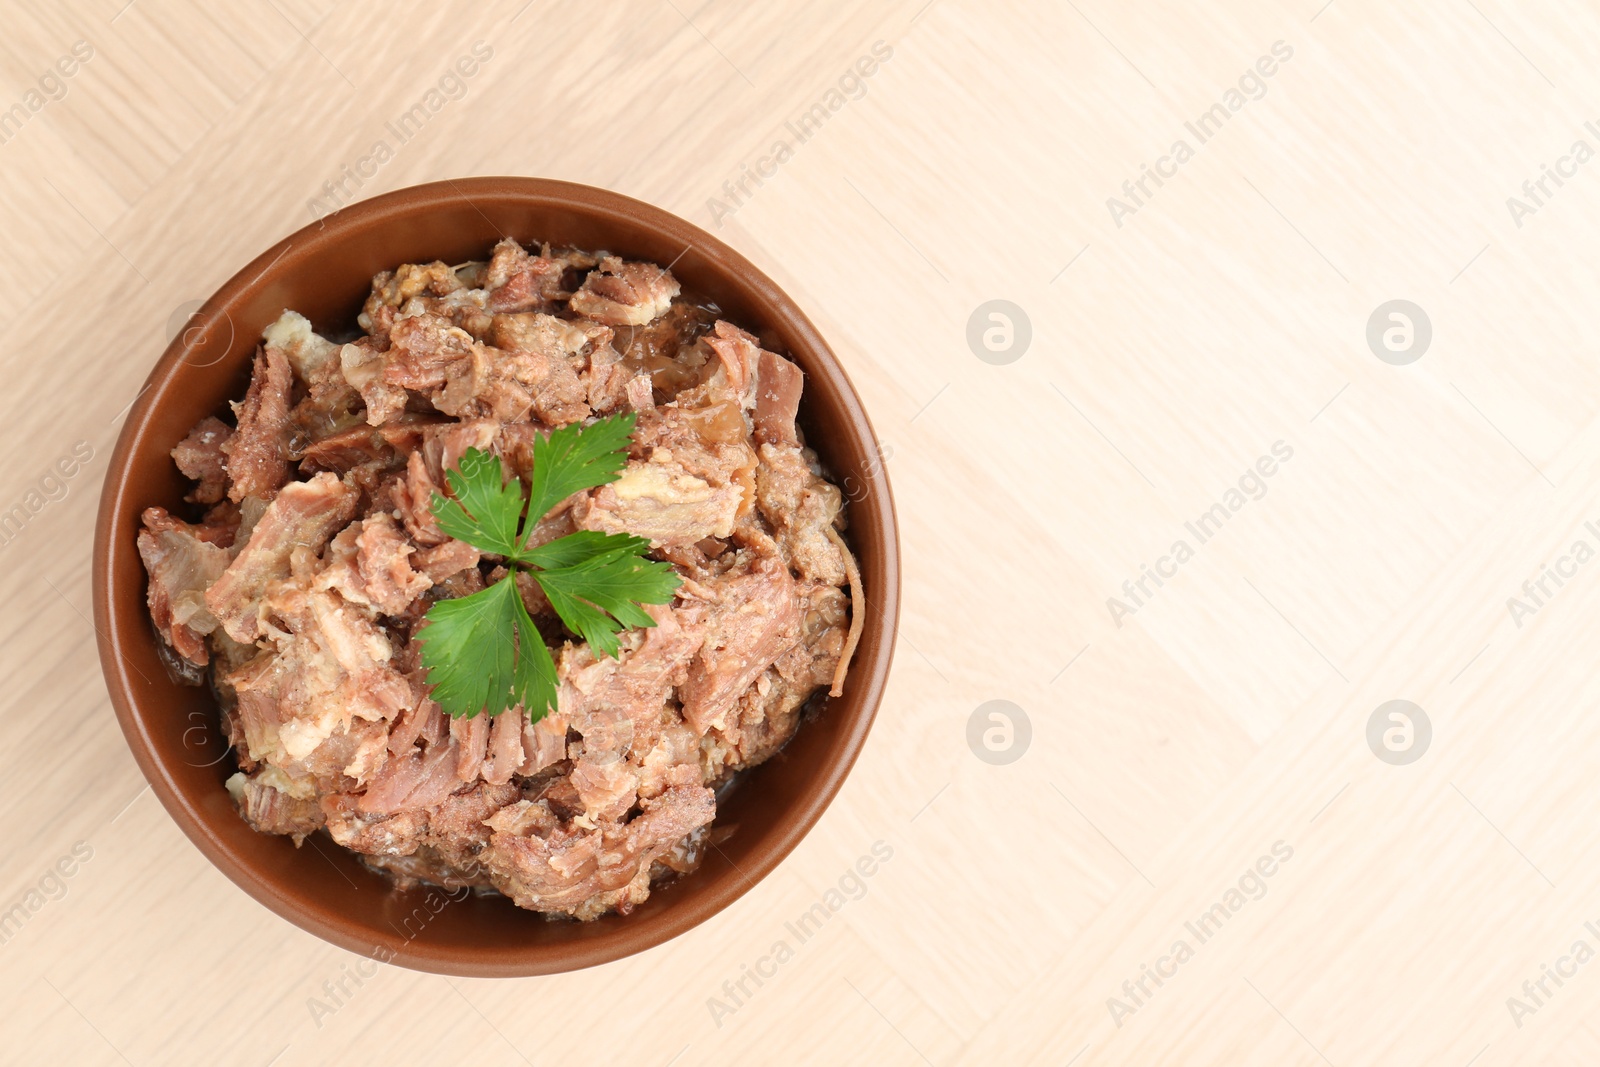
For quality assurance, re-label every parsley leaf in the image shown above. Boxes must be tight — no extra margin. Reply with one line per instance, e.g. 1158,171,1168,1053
415,414,679,722
535,551,681,659
524,411,636,533
520,529,652,570
417,577,523,718
510,590,560,719
431,448,526,558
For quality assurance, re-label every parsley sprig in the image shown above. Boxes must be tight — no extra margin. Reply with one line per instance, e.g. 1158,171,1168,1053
417,413,679,722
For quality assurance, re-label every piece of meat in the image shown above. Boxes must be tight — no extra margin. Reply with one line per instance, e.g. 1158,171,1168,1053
322,793,429,856
570,758,638,823
358,741,459,814
483,784,715,919
569,706,634,762
483,238,570,313
452,714,489,783
357,266,488,348
535,776,586,822
572,450,744,548
434,288,497,342
753,350,803,446
431,565,485,602
518,712,569,776
267,686,396,791
227,654,287,765
422,419,499,477
468,313,598,424
557,603,702,740
205,473,358,642
171,416,233,505
315,512,431,616
699,574,851,782
535,776,586,821
317,524,365,599
264,311,360,432
775,582,850,691
360,301,399,347
431,345,491,420
384,312,477,393
486,799,558,838
137,507,232,666
297,423,398,475
698,322,805,446
226,583,411,795
625,373,655,414
482,711,526,785
390,420,496,526
583,343,632,415
341,338,409,426
425,781,521,867
224,345,294,501
489,311,605,359
702,668,811,781
368,262,465,312
336,773,518,871
614,372,761,545
755,443,847,586
412,538,481,583
678,557,802,733
396,450,446,546
375,415,443,456
387,696,445,757
264,310,341,382
569,256,680,327
701,321,762,407
228,772,324,845
634,723,703,799
542,244,599,276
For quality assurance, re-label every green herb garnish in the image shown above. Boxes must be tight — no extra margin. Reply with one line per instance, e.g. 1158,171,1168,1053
417,413,679,721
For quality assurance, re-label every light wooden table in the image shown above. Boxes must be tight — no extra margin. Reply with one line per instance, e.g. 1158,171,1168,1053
5,0,1600,1063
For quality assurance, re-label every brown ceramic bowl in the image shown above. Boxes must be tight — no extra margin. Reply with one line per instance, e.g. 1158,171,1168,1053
92,177,898,976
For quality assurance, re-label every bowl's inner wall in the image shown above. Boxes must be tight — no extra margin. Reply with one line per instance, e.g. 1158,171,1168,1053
109,189,890,968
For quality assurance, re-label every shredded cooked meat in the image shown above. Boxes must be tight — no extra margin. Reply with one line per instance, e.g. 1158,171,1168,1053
139,239,861,920
568,255,680,326
171,417,233,505
137,507,232,666
223,345,294,501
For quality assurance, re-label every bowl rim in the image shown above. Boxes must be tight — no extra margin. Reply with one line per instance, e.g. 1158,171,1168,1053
91,176,900,976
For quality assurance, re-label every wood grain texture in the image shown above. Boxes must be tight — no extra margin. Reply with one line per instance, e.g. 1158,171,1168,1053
3,0,1599,1063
